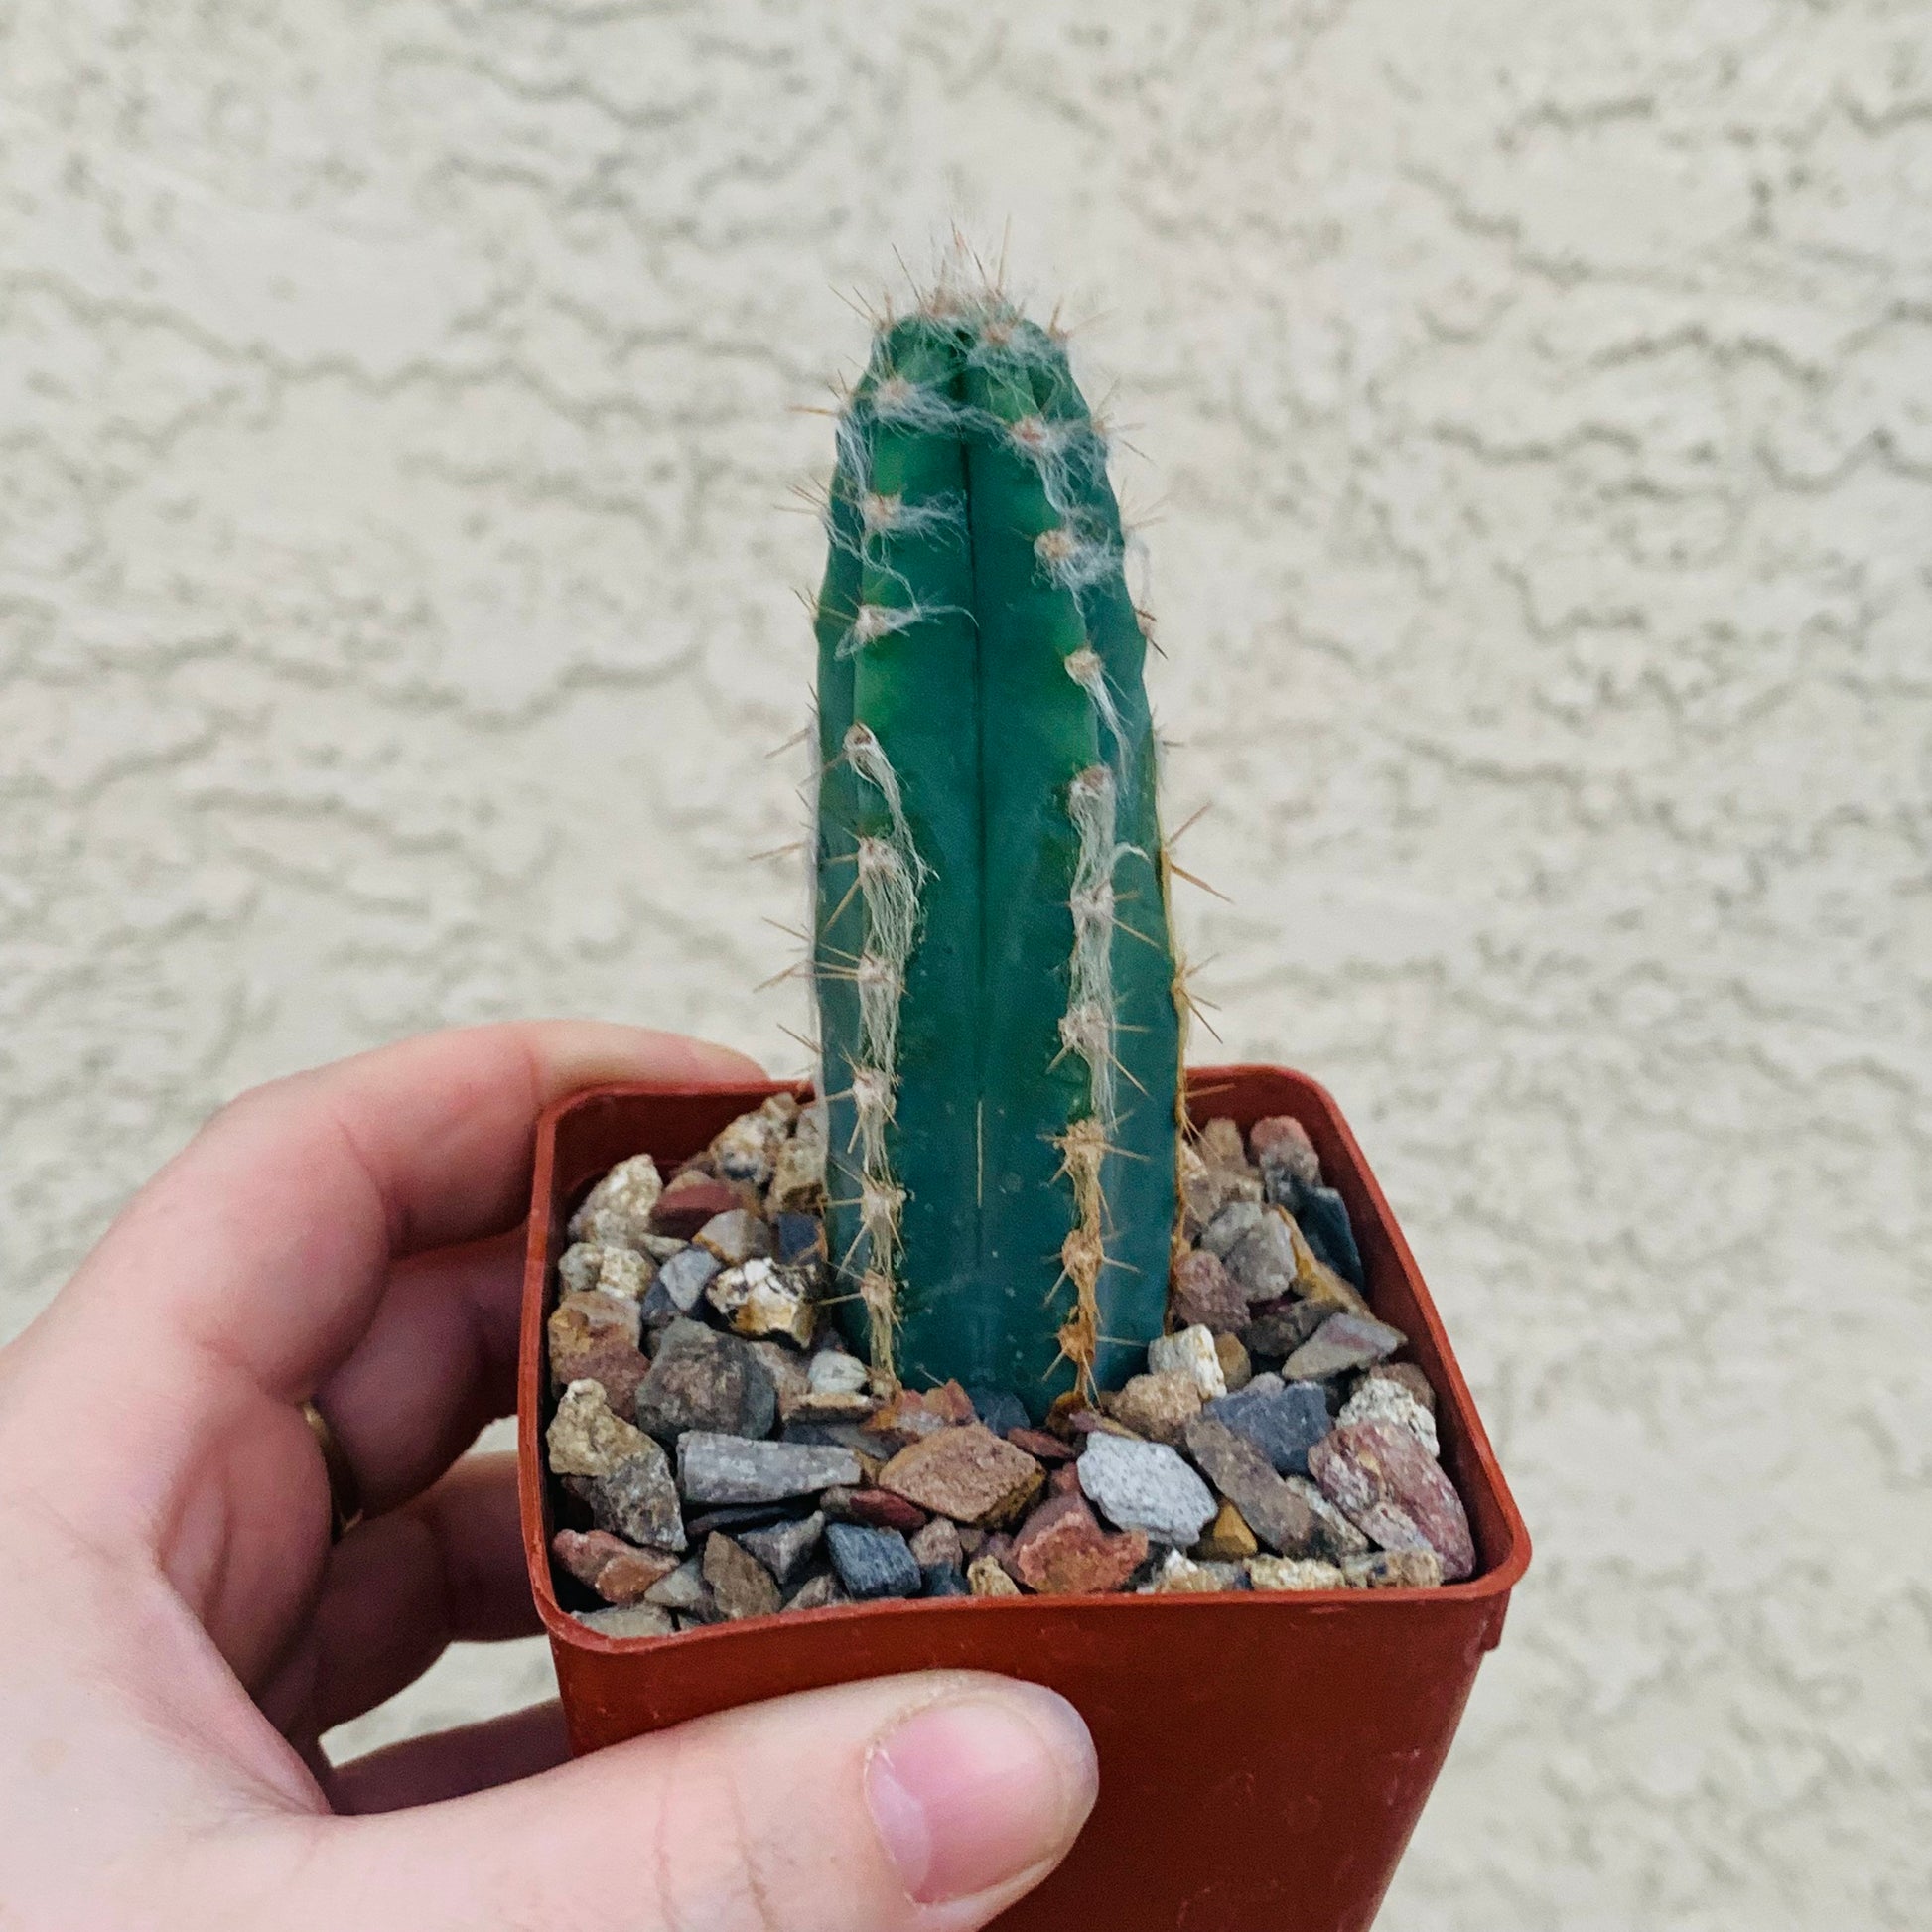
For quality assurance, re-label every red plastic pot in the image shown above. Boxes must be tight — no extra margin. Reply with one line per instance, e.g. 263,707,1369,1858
519,1065,1530,1931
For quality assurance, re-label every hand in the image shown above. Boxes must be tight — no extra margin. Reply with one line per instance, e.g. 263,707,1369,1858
0,1022,1098,1931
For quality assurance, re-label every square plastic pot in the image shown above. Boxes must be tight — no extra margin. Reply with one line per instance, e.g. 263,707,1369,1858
519,1065,1530,1932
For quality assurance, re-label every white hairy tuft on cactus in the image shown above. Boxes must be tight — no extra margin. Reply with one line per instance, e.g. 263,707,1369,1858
834,723,929,1378
1064,646,1129,771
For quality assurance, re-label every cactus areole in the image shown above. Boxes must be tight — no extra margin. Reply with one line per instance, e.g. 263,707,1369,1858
812,289,1184,1419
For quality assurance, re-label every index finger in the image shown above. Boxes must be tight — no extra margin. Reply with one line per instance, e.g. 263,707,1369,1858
45,1021,764,1398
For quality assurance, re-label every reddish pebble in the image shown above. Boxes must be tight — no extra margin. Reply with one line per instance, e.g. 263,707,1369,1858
1006,1427,1076,1465
837,1488,928,1534
595,1546,680,1604
1010,1493,1148,1596
868,1379,977,1435
862,1382,971,1451
651,1173,743,1239
551,1528,678,1605
552,1527,632,1589
878,1424,1043,1526
548,1294,650,1411
1169,1249,1250,1335
584,1349,653,1418
925,1380,978,1425
1250,1115,1321,1186
1309,1420,1474,1581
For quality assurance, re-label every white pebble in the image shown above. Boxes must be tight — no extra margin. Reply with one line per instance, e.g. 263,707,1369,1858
1338,1377,1440,1457
708,1257,817,1347
558,1241,607,1296
596,1248,652,1300
809,1348,870,1396
1149,1324,1227,1400
568,1153,663,1244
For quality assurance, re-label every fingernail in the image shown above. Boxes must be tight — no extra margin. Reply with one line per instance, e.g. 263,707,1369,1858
866,1685,1098,1906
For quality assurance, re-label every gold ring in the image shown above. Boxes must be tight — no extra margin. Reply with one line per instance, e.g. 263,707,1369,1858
301,1399,365,1544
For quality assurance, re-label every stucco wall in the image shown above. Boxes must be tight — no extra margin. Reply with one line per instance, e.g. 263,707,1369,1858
5,2,1930,1923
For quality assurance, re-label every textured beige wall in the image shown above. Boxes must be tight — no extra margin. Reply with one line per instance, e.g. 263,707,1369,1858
5,1,1930,1923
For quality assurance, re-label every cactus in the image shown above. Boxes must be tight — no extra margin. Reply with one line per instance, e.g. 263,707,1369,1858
811,282,1183,1418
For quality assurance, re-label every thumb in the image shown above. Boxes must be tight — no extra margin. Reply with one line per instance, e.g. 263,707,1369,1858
308,1671,1098,1932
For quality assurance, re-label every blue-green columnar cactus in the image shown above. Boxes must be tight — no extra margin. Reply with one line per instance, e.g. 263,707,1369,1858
811,283,1185,1419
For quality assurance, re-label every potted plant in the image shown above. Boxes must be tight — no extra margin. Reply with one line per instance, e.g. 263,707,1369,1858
518,279,1530,1932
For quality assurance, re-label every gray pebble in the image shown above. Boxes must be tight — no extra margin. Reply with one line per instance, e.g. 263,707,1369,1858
739,1511,825,1586
643,1558,717,1620
1285,1474,1372,1559
907,1516,964,1571
656,1244,724,1313
781,1418,878,1454
783,1571,848,1613
1182,1414,1318,1556
747,1338,811,1412
557,1241,608,1297
1267,1172,1365,1288
1075,1432,1217,1548
1224,1212,1299,1301
695,1208,772,1267
1282,1312,1407,1381
637,1277,683,1332
774,1212,827,1266
1239,1300,1334,1361
582,1439,686,1553
1200,1200,1269,1260
965,1386,1030,1437
677,1432,862,1505
825,1522,922,1600
1206,1374,1332,1475
683,1501,797,1538
573,1603,676,1639
635,1318,775,1442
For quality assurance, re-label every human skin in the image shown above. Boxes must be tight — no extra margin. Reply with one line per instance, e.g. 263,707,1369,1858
0,1022,1097,1931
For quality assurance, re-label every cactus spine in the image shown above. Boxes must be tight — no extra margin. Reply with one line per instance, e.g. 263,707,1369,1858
812,284,1182,1417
